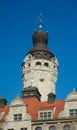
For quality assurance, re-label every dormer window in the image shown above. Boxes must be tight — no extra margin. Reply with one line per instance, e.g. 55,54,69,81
39,111,52,120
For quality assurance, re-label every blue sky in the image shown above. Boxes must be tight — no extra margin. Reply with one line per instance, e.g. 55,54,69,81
0,0,77,104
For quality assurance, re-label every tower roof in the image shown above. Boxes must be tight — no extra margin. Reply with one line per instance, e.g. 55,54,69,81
32,30,48,45
27,29,54,60
27,14,54,60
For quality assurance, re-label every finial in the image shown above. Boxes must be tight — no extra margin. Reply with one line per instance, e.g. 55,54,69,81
38,13,43,30
72,88,76,93
16,94,19,99
30,79,34,87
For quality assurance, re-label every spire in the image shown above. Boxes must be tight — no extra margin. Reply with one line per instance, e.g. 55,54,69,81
38,13,43,30
27,14,54,60
72,88,76,93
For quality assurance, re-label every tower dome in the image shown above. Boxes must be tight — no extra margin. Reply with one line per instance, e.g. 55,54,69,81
32,30,48,45
28,30,54,60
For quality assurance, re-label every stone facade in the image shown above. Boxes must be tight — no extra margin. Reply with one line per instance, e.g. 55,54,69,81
1,96,32,130
22,54,58,101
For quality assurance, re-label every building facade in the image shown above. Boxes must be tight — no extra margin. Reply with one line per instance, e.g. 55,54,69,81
0,24,77,130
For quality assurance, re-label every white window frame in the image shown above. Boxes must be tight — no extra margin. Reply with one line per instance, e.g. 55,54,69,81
14,114,22,121
38,109,53,120
69,109,77,116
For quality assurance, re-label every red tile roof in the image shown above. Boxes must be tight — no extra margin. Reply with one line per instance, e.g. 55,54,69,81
0,98,64,121
0,105,9,121
23,98,65,121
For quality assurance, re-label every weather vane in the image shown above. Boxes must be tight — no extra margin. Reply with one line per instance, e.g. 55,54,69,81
38,13,43,30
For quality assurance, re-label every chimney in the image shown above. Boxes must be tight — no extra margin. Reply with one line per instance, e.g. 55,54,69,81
0,98,7,108
48,93,56,104
22,86,41,101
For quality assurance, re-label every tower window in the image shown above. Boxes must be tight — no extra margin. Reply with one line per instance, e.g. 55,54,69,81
54,66,56,68
44,53,47,56
40,79,45,82
36,62,41,66
28,63,31,67
29,55,31,59
44,62,49,67
42,40,45,43
37,53,40,55
38,40,41,42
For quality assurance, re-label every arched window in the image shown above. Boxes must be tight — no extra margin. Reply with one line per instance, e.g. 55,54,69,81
36,62,41,66
49,126,56,130
44,62,49,67
35,127,42,130
40,79,45,82
63,125,71,130
28,63,31,67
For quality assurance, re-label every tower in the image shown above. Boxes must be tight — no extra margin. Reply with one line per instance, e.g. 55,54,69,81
21,22,58,101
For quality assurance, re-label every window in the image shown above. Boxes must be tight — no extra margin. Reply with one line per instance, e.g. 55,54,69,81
48,112,51,119
44,62,49,67
36,62,41,66
69,109,77,116
63,125,71,130
8,129,14,130
39,112,51,120
44,53,47,56
37,53,40,55
35,127,42,130
14,114,22,121
49,126,56,130
40,79,45,82
28,63,31,67
21,128,27,130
